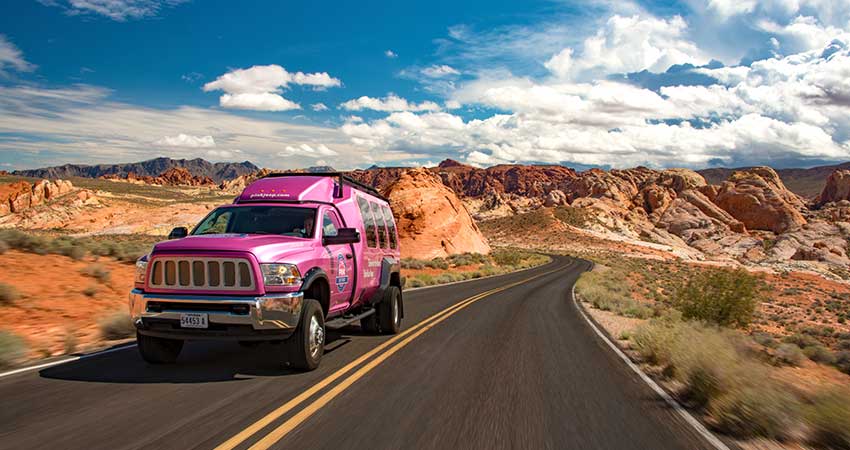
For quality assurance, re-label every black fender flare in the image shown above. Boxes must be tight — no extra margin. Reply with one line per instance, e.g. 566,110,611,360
369,257,403,318
300,267,329,292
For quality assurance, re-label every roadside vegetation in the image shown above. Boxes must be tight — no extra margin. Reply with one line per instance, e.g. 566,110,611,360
99,311,136,341
573,251,850,448
0,229,158,263
401,249,550,289
0,330,27,368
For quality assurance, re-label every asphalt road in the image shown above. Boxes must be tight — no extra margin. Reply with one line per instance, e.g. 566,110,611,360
0,256,717,450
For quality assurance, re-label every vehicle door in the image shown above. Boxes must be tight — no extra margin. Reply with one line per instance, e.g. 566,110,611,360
355,195,383,303
320,207,354,314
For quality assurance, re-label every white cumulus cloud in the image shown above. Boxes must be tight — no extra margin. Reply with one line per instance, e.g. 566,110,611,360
203,64,341,111
340,94,441,112
0,35,35,75
155,133,216,148
311,102,328,111
421,64,460,78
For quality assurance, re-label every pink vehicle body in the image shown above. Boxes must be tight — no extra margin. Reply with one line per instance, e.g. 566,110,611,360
128,174,402,367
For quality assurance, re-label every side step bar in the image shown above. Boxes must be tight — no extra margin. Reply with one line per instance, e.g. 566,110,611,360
325,308,375,330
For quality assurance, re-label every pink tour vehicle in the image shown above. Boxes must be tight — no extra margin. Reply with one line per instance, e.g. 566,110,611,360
128,173,403,370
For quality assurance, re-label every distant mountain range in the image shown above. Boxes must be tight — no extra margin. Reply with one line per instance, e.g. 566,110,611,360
14,157,259,183
698,161,850,199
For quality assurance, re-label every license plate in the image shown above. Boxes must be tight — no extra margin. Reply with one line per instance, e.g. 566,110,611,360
180,313,208,329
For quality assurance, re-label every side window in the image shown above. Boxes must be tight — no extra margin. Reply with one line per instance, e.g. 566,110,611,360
356,196,378,248
322,210,340,237
381,204,397,249
371,201,387,248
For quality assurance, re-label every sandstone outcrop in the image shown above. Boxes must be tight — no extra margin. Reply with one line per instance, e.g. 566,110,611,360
102,168,215,186
816,169,850,207
382,168,490,259
712,167,807,233
0,179,76,216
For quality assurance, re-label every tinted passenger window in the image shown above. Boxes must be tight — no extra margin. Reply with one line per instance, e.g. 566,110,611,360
381,204,397,249
371,202,387,248
356,196,378,248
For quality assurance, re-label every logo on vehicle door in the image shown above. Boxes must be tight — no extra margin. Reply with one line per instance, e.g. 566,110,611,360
335,253,349,292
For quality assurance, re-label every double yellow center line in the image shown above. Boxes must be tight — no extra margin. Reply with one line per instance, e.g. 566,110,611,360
215,267,560,450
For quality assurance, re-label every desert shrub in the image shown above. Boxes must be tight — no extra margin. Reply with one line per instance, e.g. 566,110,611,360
804,345,836,365
674,268,764,328
0,331,26,368
82,286,98,297
405,278,425,288
99,312,135,340
81,264,111,283
631,315,686,367
425,257,449,270
553,206,593,227
401,258,425,270
669,325,745,408
807,389,850,449
447,253,488,266
833,351,850,375
434,274,456,284
774,343,805,366
785,333,822,349
710,383,800,440
0,240,8,255
752,331,776,348
0,283,20,305
63,331,77,355
839,340,850,351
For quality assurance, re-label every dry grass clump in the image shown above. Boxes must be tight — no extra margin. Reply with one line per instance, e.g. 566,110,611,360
0,283,21,305
99,312,135,340
0,331,26,368
577,270,656,319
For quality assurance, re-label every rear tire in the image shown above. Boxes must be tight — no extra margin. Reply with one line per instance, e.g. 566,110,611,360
284,298,324,371
137,332,183,364
377,286,402,335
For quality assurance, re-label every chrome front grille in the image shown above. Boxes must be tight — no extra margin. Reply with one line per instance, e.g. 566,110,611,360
148,257,256,291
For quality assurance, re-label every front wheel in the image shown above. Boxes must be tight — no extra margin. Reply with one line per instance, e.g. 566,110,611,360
377,286,402,335
284,298,324,371
137,332,183,364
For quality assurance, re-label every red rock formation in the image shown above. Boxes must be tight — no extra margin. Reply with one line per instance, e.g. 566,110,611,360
816,169,850,207
0,179,76,216
712,167,807,233
382,168,490,259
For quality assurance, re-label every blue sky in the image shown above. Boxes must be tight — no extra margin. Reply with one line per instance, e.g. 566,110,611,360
2,0,850,171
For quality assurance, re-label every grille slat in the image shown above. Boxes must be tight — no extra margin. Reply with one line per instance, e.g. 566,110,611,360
148,257,255,291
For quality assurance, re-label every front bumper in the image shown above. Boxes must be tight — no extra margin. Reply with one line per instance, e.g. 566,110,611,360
129,289,303,341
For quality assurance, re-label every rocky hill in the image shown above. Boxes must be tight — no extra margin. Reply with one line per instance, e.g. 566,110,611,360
101,168,215,186
14,157,258,183
699,162,850,199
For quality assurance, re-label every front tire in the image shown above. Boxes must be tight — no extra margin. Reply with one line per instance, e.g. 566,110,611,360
137,332,183,364
377,286,402,335
284,298,324,371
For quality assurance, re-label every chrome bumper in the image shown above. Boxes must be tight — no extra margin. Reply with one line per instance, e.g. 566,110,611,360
129,289,303,338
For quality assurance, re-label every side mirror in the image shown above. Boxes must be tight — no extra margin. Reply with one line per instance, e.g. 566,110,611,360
168,226,188,240
322,228,360,246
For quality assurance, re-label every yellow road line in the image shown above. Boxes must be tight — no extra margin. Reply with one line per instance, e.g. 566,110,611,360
245,269,558,450
214,281,524,450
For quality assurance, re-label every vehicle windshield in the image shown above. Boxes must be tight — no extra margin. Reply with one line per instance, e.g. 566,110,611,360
192,206,316,238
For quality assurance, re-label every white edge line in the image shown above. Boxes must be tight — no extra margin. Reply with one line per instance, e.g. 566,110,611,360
571,261,731,450
0,343,137,379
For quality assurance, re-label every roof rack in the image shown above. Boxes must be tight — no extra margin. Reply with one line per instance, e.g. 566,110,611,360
260,172,388,202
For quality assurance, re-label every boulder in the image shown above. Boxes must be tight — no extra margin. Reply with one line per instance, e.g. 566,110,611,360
712,167,807,233
382,168,491,259
544,189,568,207
817,169,850,207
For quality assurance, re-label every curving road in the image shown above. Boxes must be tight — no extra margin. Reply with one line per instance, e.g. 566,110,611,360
0,256,717,450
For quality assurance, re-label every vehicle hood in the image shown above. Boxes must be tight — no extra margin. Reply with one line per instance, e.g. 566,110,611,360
152,234,315,263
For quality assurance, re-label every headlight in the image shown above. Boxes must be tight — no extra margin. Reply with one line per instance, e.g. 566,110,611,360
260,263,302,286
134,257,148,284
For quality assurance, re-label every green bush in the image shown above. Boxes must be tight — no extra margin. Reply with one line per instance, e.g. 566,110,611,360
785,333,822,349
425,258,449,270
99,312,135,340
553,206,593,227
0,331,26,368
710,383,800,440
674,268,764,328
807,390,850,449
833,351,850,375
401,258,425,270
774,343,805,366
81,264,111,283
0,283,20,304
804,345,836,365
447,253,488,266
